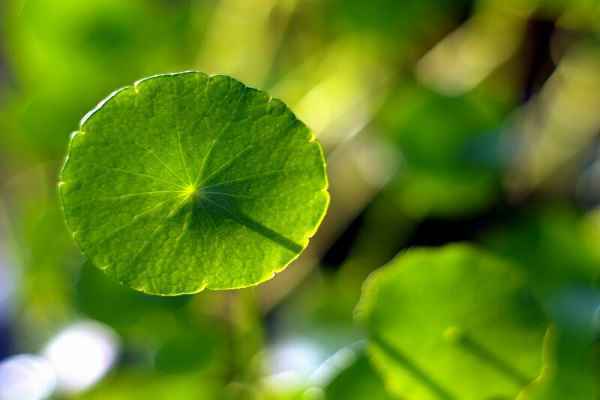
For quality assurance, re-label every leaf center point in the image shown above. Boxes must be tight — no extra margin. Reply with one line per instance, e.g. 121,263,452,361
182,184,199,201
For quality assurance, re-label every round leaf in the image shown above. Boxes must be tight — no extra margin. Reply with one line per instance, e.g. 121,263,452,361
59,72,329,295
356,244,548,399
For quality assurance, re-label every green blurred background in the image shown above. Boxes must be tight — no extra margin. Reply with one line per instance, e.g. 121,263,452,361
0,0,599,399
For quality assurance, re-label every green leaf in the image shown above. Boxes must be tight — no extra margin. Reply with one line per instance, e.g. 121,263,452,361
484,205,600,298
378,82,506,217
4,0,196,156
355,244,548,400
59,71,329,295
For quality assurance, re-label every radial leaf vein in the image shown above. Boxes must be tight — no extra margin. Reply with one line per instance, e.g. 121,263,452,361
194,80,244,185
133,142,187,186
199,146,254,187
100,166,186,189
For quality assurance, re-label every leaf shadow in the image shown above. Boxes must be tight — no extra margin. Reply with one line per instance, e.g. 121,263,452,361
199,193,303,254
454,333,531,386
372,333,457,400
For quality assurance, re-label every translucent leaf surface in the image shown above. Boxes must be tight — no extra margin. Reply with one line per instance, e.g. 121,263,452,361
60,72,329,295
356,244,548,399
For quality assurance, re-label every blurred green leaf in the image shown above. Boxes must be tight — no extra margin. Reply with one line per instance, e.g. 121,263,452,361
356,244,548,399
484,206,600,298
327,0,465,50
378,82,507,217
2,0,197,156
59,72,329,295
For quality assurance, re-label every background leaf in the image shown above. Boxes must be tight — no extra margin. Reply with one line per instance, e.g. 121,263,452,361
356,244,549,399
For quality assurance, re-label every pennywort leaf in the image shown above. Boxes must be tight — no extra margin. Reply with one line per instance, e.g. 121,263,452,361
60,71,329,295
355,244,548,400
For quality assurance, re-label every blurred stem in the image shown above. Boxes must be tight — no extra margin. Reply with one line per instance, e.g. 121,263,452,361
227,288,265,394
340,189,417,296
